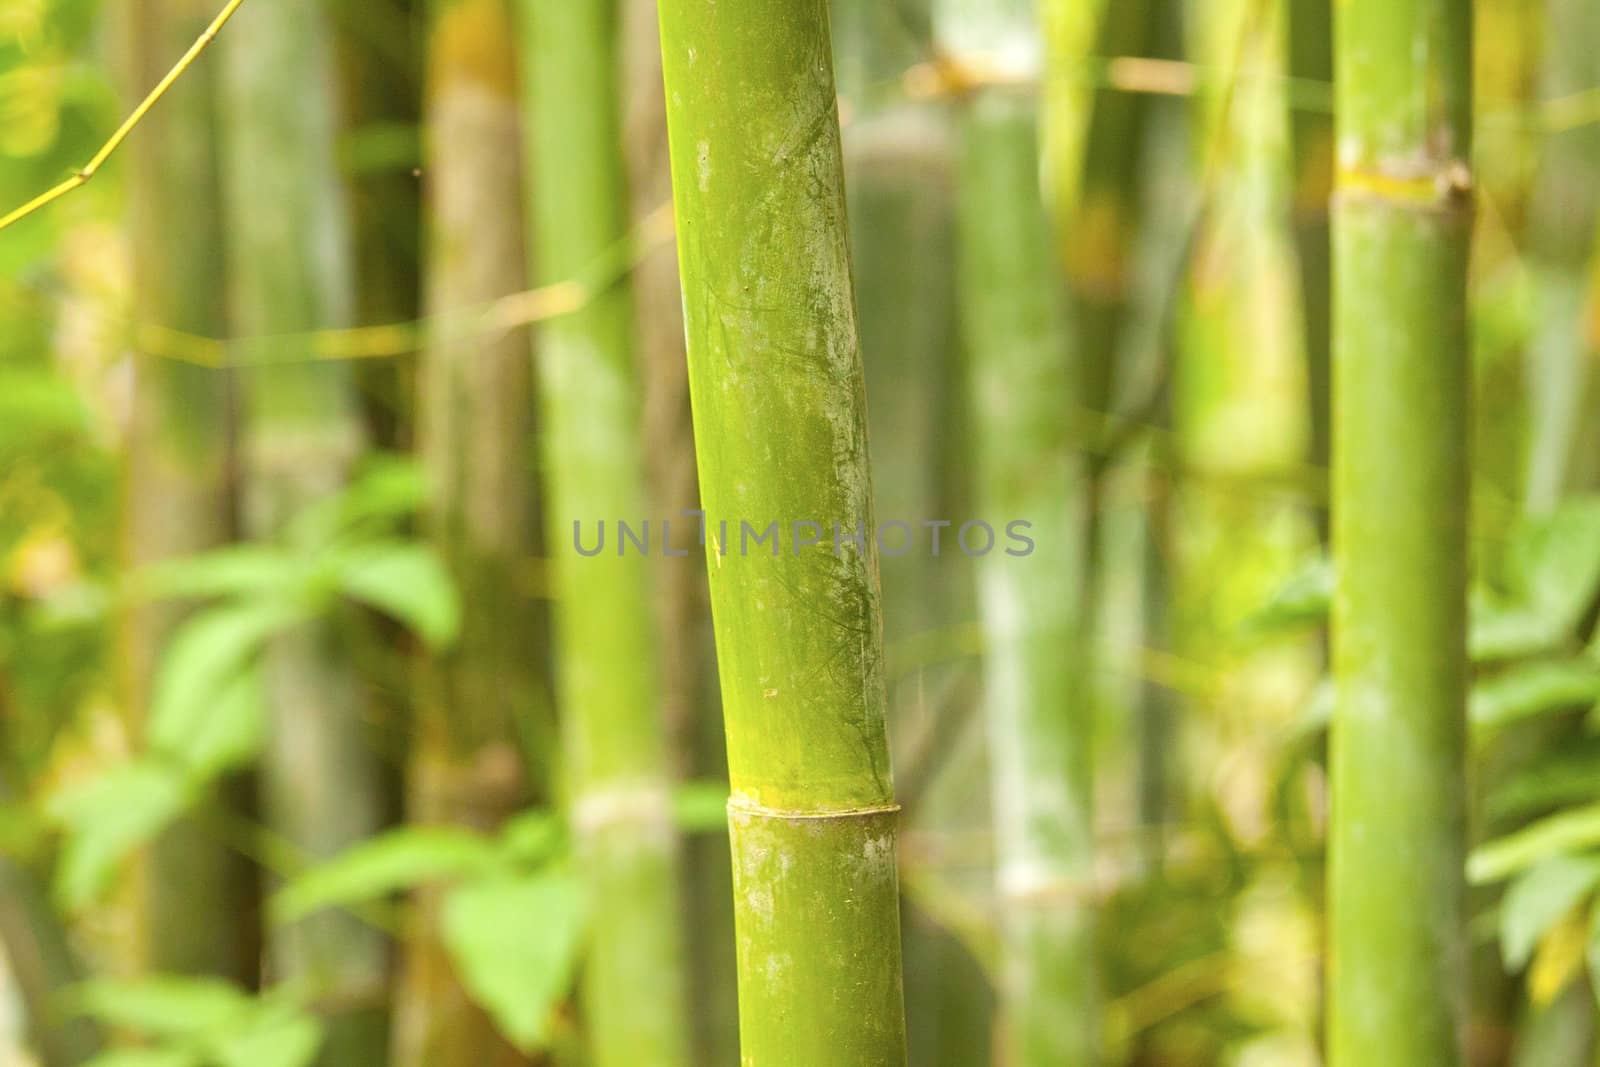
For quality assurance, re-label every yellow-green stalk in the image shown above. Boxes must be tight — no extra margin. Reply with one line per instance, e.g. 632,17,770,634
656,2,909,1061
517,2,693,1064
1328,0,1473,1062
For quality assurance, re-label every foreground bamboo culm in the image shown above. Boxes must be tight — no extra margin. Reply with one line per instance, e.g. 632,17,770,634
1328,0,1473,1063
656,1,909,1062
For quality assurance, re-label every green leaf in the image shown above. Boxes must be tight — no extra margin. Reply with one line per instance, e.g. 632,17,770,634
1471,659,1600,731
209,1011,324,1067
177,668,267,780
1500,856,1600,970
47,761,191,910
331,542,459,648
134,545,301,603
1471,804,1600,885
81,1050,199,1067
273,826,502,924
499,809,565,865
65,976,252,1036
147,600,305,770
1506,497,1600,632
673,780,731,833
441,871,588,1051
1487,744,1600,823
1243,556,1333,635
287,453,426,544
1469,596,1561,662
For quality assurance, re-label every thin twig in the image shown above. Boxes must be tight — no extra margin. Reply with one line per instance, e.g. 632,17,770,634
0,0,248,233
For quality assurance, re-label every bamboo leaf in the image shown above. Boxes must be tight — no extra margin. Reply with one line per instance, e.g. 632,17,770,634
1486,743,1600,823
81,1050,199,1067
1530,906,1591,1006
147,600,305,770
272,826,502,924
209,1011,324,1067
65,975,252,1036
499,809,565,865
1470,806,1600,884
174,667,266,781
440,871,588,1051
1506,497,1600,632
134,545,301,603
47,761,191,910
1469,597,1563,662
286,453,426,545
1243,556,1333,635
1500,856,1600,969
1471,659,1600,731
331,541,459,648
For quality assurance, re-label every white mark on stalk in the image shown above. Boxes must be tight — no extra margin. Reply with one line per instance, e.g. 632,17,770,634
763,688,779,699
697,140,712,192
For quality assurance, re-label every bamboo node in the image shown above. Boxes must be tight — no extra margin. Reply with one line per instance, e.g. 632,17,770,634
727,798,901,823
571,781,675,835
1334,157,1475,213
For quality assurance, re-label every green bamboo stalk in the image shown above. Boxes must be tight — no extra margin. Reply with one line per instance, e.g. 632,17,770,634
953,82,1100,1067
1059,0,1159,431
1328,0,1473,1063
656,3,908,1062
938,2,1098,1063
218,2,388,1060
1286,0,1333,533
620,2,741,1058
517,3,693,1065
123,0,255,987
396,3,544,1064
1524,0,1600,508
332,0,424,452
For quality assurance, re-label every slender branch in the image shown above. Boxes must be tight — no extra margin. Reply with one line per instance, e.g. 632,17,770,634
0,0,249,233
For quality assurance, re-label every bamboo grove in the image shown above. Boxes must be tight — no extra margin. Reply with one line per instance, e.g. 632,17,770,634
15,0,1600,1064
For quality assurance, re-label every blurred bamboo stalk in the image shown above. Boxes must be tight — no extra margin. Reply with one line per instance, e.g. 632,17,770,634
218,0,390,1059
620,2,740,1059
948,50,1100,1067
518,3,693,1064
0,766,99,1066
1286,0,1333,543
656,1,909,1061
123,0,256,991
396,2,546,1064
1524,0,1600,508
1328,0,1473,1063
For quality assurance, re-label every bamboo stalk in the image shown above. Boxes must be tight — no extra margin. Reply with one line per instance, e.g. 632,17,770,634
1328,0,1473,1062
956,84,1100,1067
937,1,1099,1062
655,2,909,1061
396,2,545,1064
123,0,255,989
0,763,99,1067
1524,0,1600,507
1286,0,1333,539
218,1,388,1059
518,3,693,1064
620,1,741,1058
